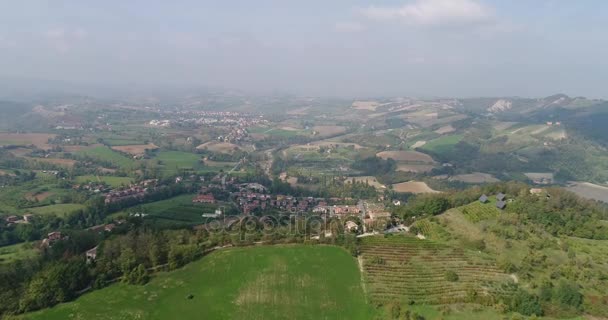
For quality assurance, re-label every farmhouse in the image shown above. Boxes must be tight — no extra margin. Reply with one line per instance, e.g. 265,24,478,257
479,194,489,203
86,246,98,263
193,194,216,204
496,193,506,201
48,231,63,241
345,221,359,232
5,215,21,223
496,201,506,210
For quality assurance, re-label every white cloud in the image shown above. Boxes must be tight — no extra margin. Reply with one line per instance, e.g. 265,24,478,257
359,0,492,26
334,21,365,33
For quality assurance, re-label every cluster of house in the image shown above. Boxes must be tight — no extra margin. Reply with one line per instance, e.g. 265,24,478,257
234,192,327,215
479,192,508,209
41,231,68,247
86,219,125,234
3,214,34,226
72,182,112,193
103,180,157,204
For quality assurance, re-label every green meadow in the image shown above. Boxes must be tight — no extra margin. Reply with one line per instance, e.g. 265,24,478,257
75,146,136,169
23,245,372,320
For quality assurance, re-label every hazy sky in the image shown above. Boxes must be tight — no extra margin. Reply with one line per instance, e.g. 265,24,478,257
1,0,607,98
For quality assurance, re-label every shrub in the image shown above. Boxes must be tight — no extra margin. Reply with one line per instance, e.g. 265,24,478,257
445,270,459,282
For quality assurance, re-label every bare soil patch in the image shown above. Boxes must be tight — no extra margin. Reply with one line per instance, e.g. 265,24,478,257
410,141,426,149
0,169,15,176
352,101,380,111
111,143,159,156
0,133,56,150
434,125,456,135
376,150,434,163
450,172,500,183
392,181,440,194
286,106,311,115
312,126,347,136
25,191,53,201
396,164,435,173
566,182,608,203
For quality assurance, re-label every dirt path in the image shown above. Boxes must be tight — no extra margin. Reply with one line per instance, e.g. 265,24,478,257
357,256,368,299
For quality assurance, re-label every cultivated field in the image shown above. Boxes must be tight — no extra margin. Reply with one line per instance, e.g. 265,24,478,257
0,242,39,265
396,164,435,173
0,133,56,150
420,134,463,155
24,245,372,320
196,141,242,153
376,150,435,163
360,236,514,305
349,176,386,189
111,143,159,156
450,173,500,184
566,182,608,203
434,125,456,135
26,157,78,168
312,125,347,136
111,194,218,227
352,100,380,111
410,140,426,149
25,203,86,217
76,146,136,169
392,181,439,194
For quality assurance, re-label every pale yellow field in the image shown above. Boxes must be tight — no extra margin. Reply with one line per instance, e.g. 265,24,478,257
396,164,435,173
450,172,500,183
376,150,434,163
351,100,380,110
197,142,242,153
392,181,440,193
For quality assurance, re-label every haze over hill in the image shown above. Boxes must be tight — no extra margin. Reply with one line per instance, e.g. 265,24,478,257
1,1,608,97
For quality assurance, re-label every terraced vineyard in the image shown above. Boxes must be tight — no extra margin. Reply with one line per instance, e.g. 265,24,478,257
360,236,515,305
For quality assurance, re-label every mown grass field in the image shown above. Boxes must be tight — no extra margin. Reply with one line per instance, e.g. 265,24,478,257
420,134,464,155
152,151,202,177
25,203,86,217
23,245,372,320
75,146,136,169
0,242,39,264
111,194,218,227
75,175,133,188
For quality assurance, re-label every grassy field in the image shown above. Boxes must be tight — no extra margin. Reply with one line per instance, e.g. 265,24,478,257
420,134,464,155
75,175,133,188
75,146,136,169
23,245,372,320
25,203,86,217
111,194,218,227
153,151,202,176
0,242,39,264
